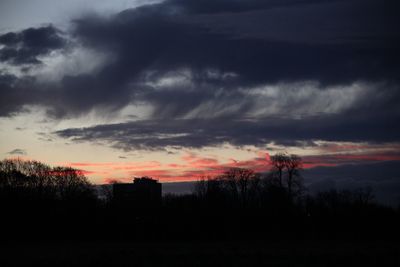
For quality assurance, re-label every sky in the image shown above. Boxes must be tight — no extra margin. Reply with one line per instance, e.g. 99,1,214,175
1,0,399,201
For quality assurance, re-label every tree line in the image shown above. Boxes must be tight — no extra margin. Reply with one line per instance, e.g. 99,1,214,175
0,158,95,202
193,153,305,207
0,156,398,242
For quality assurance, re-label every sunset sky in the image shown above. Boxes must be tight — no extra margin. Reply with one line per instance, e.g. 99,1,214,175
1,0,399,200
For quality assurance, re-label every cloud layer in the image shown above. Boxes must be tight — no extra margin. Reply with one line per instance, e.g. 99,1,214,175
1,0,399,149
0,25,66,65
55,112,400,150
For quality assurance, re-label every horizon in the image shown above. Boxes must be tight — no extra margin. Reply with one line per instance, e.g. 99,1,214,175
1,0,399,201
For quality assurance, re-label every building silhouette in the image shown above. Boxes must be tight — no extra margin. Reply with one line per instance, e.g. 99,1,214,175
113,177,162,208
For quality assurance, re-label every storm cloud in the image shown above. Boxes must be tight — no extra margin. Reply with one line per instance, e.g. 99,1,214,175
54,111,400,150
0,25,66,65
1,0,400,149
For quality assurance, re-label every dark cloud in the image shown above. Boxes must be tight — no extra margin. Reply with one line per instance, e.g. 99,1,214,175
0,73,36,116
0,25,66,65
1,0,399,148
54,111,400,150
71,0,399,84
6,148,27,155
21,0,394,119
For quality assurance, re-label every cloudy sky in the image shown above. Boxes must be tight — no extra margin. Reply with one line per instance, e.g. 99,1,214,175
1,0,399,200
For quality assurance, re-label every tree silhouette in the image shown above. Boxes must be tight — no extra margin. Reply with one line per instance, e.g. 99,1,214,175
0,158,94,201
52,166,94,201
354,186,374,205
193,168,262,208
219,168,261,207
270,153,288,188
269,153,304,198
0,156,398,246
285,154,304,197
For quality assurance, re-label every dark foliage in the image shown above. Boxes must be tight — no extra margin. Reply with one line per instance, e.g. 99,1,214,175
0,157,399,244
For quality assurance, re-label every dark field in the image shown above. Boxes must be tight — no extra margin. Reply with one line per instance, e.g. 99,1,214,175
1,241,399,267
1,160,400,266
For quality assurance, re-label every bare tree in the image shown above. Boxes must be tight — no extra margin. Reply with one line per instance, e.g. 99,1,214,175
193,176,208,199
354,186,374,205
219,168,259,206
52,167,93,200
193,176,225,204
193,168,261,207
0,159,94,201
269,153,288,188
269,153,304,198
285,154,303,197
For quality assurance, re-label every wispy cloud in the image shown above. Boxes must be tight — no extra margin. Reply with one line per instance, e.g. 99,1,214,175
7,148,27,155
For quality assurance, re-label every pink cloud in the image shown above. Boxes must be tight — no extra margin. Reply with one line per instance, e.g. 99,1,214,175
303,151,400,169
54,146,400,184
111,161,162,170
167,163,187,168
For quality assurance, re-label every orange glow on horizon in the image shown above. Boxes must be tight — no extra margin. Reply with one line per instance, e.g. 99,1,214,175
6,147,400,184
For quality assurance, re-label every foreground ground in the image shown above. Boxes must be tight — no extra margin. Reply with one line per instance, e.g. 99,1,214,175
1,241,399,266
